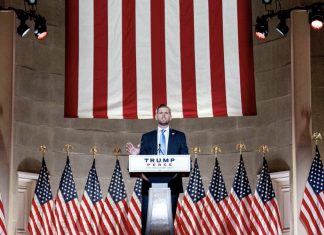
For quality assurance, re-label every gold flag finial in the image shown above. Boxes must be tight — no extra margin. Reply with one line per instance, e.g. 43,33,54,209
236,143,246,154
90,146,98,159
312,132,322,146
258,145,269,157
211,145,221,158
113,147,122,159
39,145,47,158
63,144,73,156
191,147,201,159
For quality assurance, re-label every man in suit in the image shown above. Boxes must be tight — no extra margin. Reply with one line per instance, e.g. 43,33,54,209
126,104,188,234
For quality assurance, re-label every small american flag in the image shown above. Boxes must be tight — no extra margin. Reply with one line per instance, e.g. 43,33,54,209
227,154,252,235
80,159,104,234
250,157,282,235
28,157,56,235
202,158,230,234
0,193,7,235
175,158,206,234
126,177,142,235
54,157,80,235
100,160,128,234
300,145,324,234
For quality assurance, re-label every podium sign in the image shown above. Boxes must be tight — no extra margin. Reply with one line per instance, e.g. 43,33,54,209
129,155,190,173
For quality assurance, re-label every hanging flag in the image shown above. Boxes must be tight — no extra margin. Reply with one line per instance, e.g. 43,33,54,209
126,178,142,235
100,160,128,234
79,159,104,235
250,157,282,235
28,157,56,235
300,145,324,235
227,154,253,235
0,193,7,235
202,158,230,235
54,157,80,235
65,0,256,119
174,158,206,234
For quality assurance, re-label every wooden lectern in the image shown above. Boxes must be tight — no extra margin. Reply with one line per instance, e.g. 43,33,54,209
129,155,190,235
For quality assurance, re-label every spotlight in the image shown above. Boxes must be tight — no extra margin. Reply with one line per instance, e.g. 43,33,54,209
25,0,37,5
255,16,268,40
276,13,289,36
16,10,30,37
34,15,48,40
309,5,324,30
262,0,272,4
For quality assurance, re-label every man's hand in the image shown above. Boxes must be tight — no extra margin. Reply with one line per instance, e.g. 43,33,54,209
125,142,140,155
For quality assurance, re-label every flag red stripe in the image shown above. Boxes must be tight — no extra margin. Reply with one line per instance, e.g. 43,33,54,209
43,203,55,235
56,197,74,235
208,0,227,116
227,194,246,234
179,0,197,118
93,0,108,118
237,0,256,115
28,209,41,235
265,201,281,234
33,200,44,234
102,197,119,234
205,195,227,234
300,211,315,235
203,197,219,234
127,197,141,233
251,197,271,234
122,0,137,118
151,0,167,112
180,198,195,234
182,196,204,234
115,201,128,235
306,188,324,227
301,198,321,234
80,197,95,235
101,205,118,235
64,0,79,118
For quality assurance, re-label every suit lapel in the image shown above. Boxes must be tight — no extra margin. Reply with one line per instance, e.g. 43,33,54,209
152,130,158,154
167,129,175,154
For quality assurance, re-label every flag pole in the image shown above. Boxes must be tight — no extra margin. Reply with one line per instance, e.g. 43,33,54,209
63,144,73,157
191,147,201,159
39,145,47,158
258,144,269,158
236,143,246,154
113,147,122,159
211,145,221,159
311,132,322,146
90,146,98,159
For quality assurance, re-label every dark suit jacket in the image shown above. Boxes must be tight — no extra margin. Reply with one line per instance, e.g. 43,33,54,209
139,128,188,195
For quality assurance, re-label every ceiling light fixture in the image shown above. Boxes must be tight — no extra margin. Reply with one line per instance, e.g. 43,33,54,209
309,5,324,30
276,12,289,36
255,2,324,40
255,16,269,40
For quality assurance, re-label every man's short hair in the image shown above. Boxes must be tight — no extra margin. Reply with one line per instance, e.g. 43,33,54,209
156,104,171,114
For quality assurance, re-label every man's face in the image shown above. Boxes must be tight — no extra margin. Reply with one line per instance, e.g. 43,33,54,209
155,107,172,127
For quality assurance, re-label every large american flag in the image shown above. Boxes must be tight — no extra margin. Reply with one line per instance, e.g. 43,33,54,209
202,158,230,234
126,177,142,235
174,158,206,234
79,159,104,234
54,157,80,235
227,154,252,235
65,0,256,119
300,146,324,235
28,157,56,235
100,159,128,234
0,194,7,235
250,157,282,235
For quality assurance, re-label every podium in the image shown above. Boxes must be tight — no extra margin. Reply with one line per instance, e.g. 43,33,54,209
129,155,190,235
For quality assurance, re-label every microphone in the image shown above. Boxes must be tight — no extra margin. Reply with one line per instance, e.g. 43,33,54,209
157,144,161,155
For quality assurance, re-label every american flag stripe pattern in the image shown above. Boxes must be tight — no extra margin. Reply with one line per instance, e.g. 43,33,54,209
54,157,80,235
65,0,256,119
174,200,184,235
28,157,56,235
250,157,282,235
176,158,206,234
126,178,142,235
300,145,324,235
202,158,230,235
227,154,252,235
80,159,104,235
100,160,128,235
0,194,7,235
